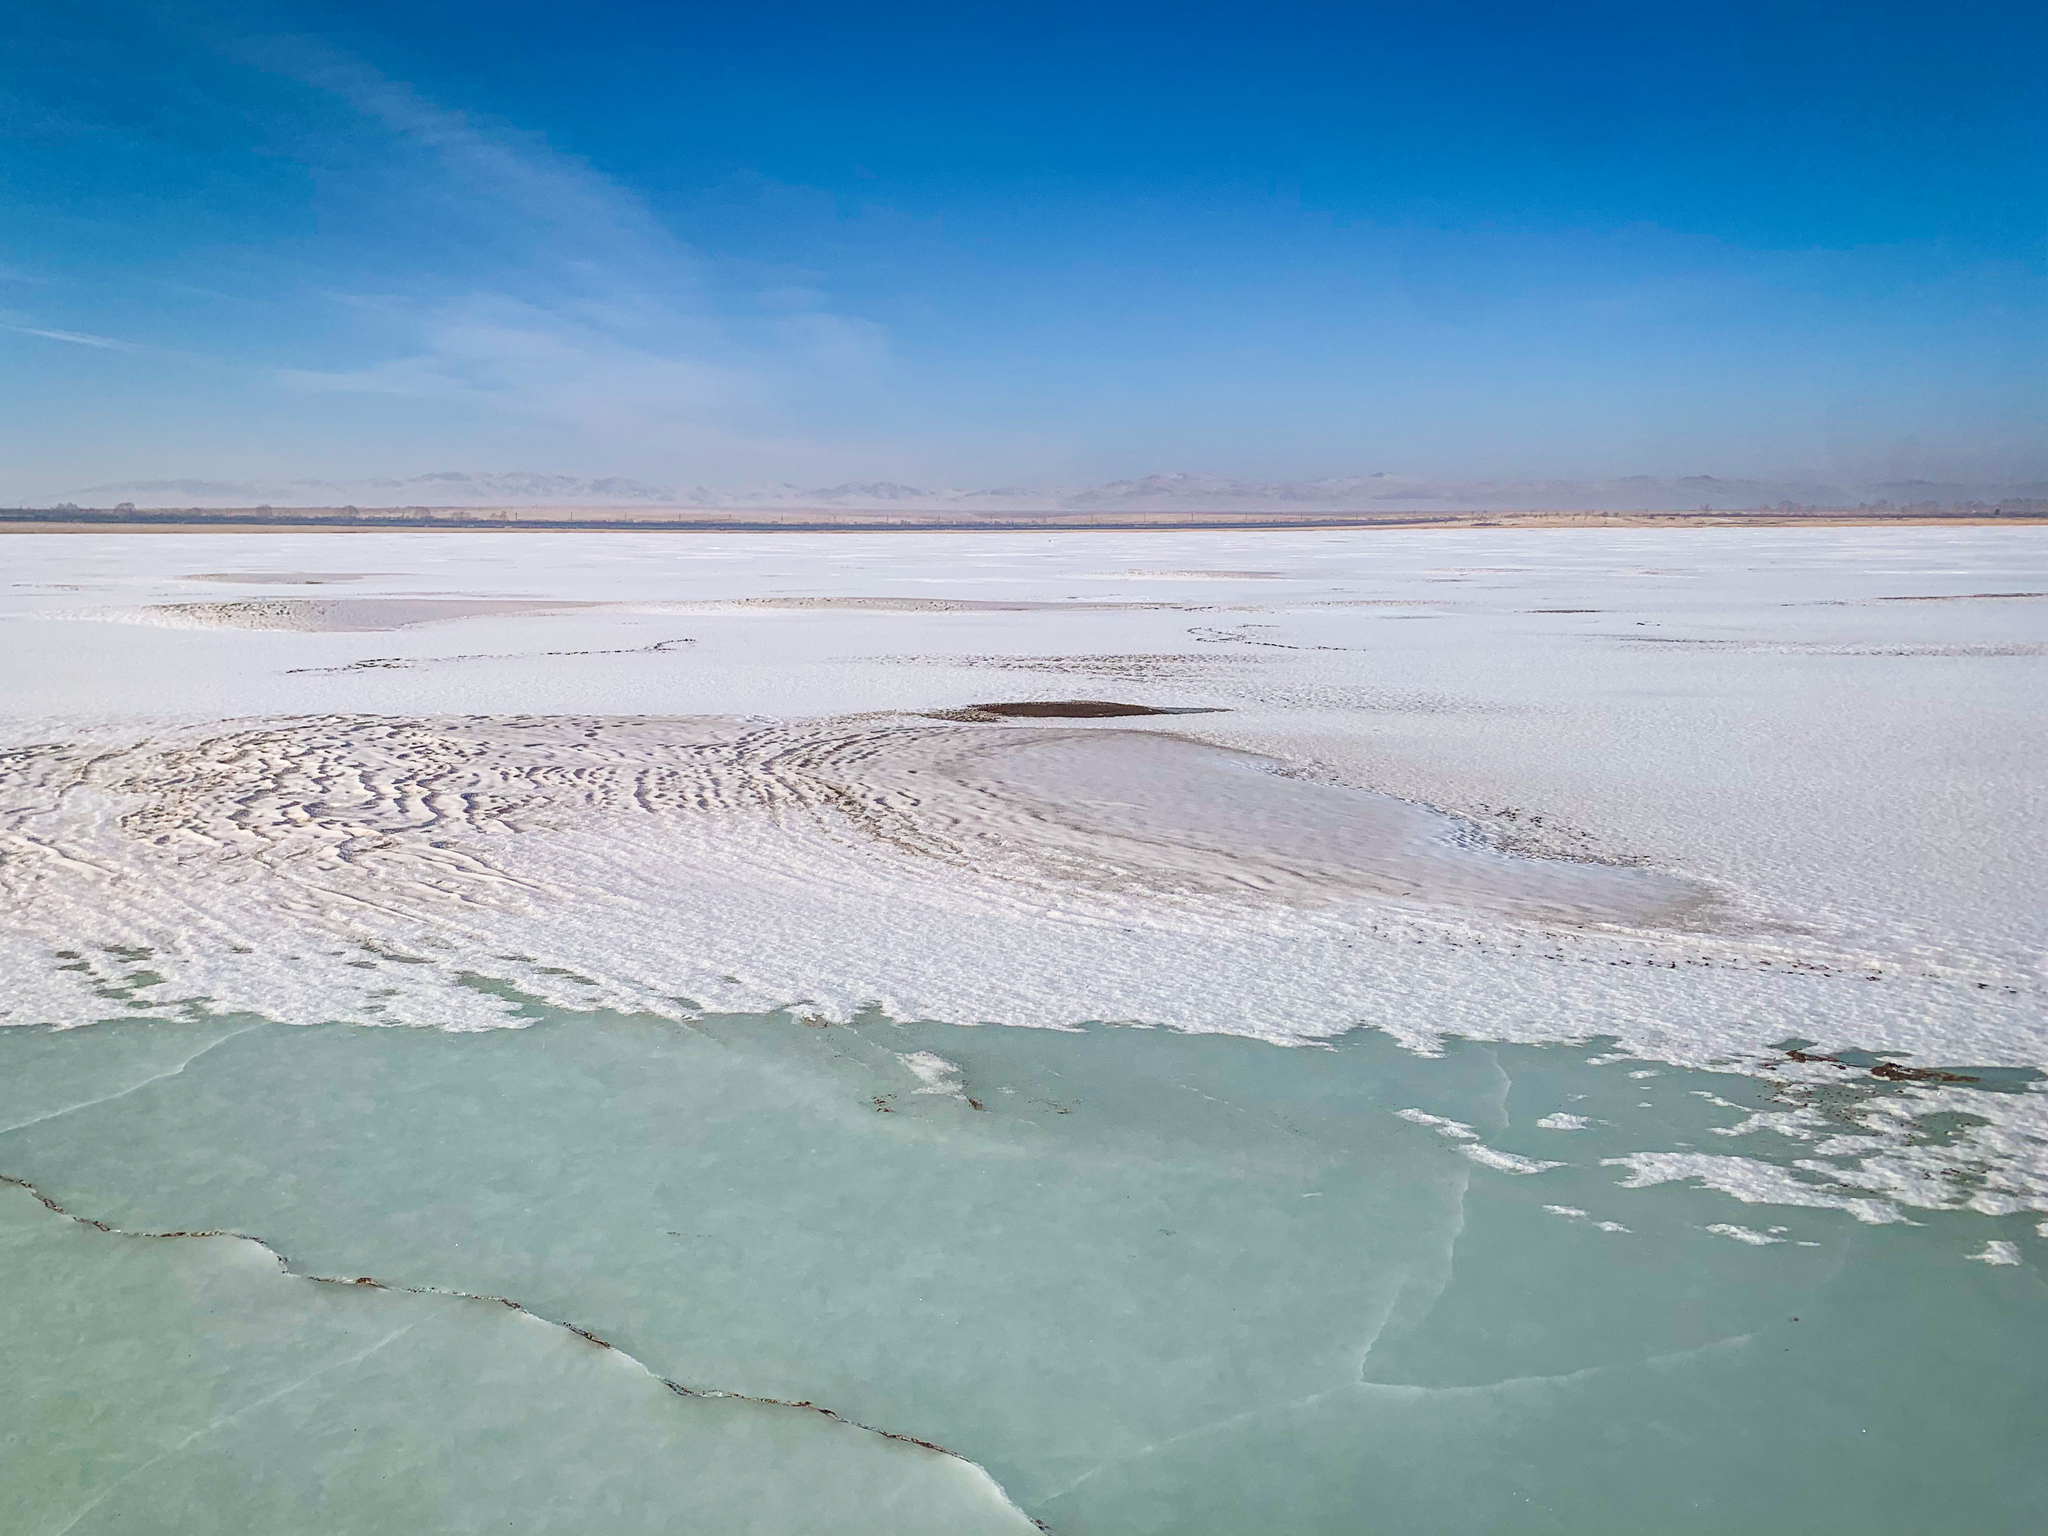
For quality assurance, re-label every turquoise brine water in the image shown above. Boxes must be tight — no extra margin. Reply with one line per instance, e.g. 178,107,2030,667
2,1003,2042,1535
0,1181,1032,1536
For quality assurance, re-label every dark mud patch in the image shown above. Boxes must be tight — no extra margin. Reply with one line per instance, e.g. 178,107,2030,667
929,700,1230,721
1775,1045,2044,1094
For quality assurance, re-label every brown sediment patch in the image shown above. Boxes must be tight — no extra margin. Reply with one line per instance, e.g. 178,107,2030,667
1779,1048,1985,1086
933,700,1229,720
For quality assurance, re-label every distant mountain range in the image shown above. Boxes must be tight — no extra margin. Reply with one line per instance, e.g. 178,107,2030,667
30,469,2048,512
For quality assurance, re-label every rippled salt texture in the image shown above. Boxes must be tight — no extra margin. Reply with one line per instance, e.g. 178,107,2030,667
4,530,2040,1035
1,1008,2041,1535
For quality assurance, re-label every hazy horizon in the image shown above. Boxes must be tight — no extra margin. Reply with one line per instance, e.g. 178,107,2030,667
19,464,2048,514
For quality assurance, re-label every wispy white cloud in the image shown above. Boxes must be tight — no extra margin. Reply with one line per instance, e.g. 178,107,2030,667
245,35,892,455
4,323,139,350
280,295,743,410
262,39,675,262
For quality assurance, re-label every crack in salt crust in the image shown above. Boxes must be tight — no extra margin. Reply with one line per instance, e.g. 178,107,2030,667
1,1175,1044,1533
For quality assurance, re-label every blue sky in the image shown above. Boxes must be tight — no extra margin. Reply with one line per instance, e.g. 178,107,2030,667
2,0,2042,493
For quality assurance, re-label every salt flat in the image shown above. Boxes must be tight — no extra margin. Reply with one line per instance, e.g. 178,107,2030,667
2,525,2044,1533
2,526,2044,1218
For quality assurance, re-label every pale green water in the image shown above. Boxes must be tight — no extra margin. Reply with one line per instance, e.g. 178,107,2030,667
0,1182,1031,1536
1,1002,2042,1535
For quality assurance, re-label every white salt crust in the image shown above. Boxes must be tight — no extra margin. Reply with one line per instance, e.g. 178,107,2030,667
1544,1206,1630,1233
900,1052,968,1098
1459,1145,1564,1175
1,526,2042,1224
1701,1223,1786,1246
1966,1241,2023,1265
